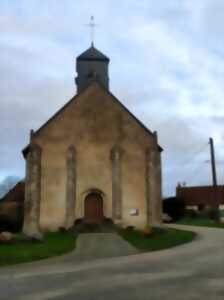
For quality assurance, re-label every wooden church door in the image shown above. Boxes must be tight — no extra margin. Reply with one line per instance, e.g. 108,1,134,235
84,193,104,224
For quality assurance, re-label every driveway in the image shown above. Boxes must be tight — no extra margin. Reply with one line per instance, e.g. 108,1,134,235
0,225,224,300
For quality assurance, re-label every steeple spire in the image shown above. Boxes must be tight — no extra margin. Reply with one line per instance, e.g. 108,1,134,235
75,45,110,93
75,17,109,93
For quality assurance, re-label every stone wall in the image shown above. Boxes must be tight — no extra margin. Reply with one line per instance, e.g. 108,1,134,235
23,83,162,231
23,142,42,237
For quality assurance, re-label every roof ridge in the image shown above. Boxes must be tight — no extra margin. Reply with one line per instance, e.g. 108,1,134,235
77,46,109,61
22,82,163,156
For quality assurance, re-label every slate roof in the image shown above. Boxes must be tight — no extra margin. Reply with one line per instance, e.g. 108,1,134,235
77,45,109,62
0,181,25,203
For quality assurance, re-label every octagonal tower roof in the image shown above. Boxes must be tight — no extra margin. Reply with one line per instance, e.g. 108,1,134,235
77,45,109,62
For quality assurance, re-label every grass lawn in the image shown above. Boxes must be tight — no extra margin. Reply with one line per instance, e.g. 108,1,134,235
118,227,196,251
0,232,76,267
177,217,224,228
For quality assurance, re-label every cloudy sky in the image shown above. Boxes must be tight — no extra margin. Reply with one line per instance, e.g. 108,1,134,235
0,0,224,196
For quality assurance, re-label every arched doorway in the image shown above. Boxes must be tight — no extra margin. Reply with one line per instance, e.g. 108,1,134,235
84,192,104,224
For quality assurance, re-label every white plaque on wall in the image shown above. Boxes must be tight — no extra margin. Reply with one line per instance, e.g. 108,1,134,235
130,208,139,216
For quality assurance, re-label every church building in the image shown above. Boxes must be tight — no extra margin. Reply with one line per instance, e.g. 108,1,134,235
22,44,163,236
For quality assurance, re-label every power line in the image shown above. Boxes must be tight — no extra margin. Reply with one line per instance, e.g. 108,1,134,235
180,142,209,168
181,160,209,185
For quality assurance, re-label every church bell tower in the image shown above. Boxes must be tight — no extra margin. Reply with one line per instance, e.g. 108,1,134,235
75,44,110,93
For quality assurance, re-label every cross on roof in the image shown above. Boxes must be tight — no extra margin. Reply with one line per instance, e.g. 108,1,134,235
88,16,96,46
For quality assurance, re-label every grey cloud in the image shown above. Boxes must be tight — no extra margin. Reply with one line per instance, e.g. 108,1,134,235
0,0,224,196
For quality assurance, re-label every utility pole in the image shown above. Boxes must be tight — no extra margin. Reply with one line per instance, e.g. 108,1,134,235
209,137,219,221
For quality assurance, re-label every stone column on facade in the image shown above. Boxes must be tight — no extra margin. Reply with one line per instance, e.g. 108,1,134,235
145,145,162,226
111,146,123,222
23,133,42,238
65,145,76,229
155,151,162,223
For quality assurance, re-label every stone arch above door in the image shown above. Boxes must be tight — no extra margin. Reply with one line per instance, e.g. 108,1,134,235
82,188,105,198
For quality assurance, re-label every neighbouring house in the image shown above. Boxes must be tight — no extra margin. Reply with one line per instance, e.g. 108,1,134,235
22,44,163,236
176,184,224,211
0,181,24,203
0,181,24,232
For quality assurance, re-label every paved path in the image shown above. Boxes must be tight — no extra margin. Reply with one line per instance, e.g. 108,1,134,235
0,225,224,300
73,233,139,260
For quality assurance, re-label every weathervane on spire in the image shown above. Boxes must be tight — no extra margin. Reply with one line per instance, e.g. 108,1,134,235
88,16,96,46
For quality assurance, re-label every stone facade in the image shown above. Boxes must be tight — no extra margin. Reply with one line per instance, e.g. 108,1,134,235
23,82,162,234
